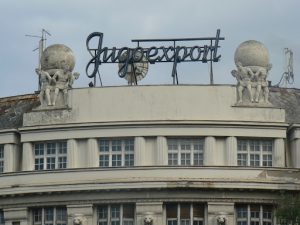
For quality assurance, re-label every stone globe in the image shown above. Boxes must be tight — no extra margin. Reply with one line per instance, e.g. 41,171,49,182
41,44,75,73
234,40,270,72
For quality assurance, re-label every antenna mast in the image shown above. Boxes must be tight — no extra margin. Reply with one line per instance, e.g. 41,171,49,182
276,48,294,87
26,29,51,90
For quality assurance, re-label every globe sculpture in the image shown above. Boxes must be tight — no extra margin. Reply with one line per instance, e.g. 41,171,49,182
234,40,270,73
231,40,272,105
36,44,79,108
41,44,76,73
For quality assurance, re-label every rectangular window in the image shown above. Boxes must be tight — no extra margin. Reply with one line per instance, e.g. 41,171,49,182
0,210,4,225
236,204,273,225
34,142,67,170
168,139,204,166
97,204,135,225
237,139,273,167
98,139,134,167
0,145,4,173
166,203,205,225
32,207,67,225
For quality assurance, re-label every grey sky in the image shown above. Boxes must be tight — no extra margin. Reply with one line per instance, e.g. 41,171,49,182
0,0,299,97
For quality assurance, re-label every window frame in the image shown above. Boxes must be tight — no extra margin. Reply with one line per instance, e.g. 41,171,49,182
98,139,135,167
97,204,135,225
167,138,204,166
0,210,4,225
236,204,273,225
165,203,206,225
0,145,4,173
237,139,273,167
34,141,68,170
32,206,67,225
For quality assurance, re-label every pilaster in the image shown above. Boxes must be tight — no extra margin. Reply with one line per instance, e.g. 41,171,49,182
156,136,168,165
291,138,300,168
225,136,237,166
67,204,93,225
4,144,19,172
87,138,98,167
136,202,164,225
4,208,28,225
204,137,216,166
22,142,34,171
67,139,78,168
134,137,146,166
273,138,285,167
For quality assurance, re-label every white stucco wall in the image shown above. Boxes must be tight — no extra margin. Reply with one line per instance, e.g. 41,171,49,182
23,85,285,126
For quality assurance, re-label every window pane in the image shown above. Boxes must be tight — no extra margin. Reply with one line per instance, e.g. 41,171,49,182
168,153,178,165
35,143,44,156
58,157,67,169
181,153,191,166
180,140,191,150
250,140,260,152
166,204,177,218
112,140,122,152
124,139,134,151
168,139,178,150
33,209,42,223
237,140,247,151
99,140,109,152
180,204,190,219
98,206,108,219
45,208,54,221
58,142,67,154
194,153,203,166
193,204,204,218
125,154,134,167
100,155,109,167
193,140,204,151
123,204,134,219
250,154,260,167
237,154,247,166
0,146,4,158
112,155,122,167
111,205,120,218
56,207,67,221
47,157,56,170
35,158,44,170
47,143,56,155
0,161,3,173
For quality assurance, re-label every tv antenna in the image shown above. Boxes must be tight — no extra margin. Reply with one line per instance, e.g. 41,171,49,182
26,29,51,90
276,48,294,87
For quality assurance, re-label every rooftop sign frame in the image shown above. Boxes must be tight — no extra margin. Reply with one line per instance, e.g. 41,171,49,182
86,29,224,85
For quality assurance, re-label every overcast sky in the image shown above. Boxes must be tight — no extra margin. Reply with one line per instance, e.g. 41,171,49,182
0,0,299,98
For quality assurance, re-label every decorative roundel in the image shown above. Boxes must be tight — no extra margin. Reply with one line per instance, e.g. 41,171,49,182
118,50,149,83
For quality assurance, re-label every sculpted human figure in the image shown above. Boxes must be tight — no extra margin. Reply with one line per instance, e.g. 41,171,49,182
52,65,70,106
231,61,255,103
35,68,54,106
254,64,272,103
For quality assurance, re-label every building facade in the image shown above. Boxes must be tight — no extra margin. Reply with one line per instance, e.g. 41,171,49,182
0,84,300,225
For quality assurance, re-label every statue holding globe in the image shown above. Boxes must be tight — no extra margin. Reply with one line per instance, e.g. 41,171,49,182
37,44,80,108
232,40,272,105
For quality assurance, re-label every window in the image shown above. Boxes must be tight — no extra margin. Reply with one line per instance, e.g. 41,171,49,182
98,139,134,167
168,139,204,166
0,210,4,225
97,204,135,225
32,207,67,225
236,204,273,225
166,203,205,225
0,145,4,173
237,139,273,167
34,142,67,170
